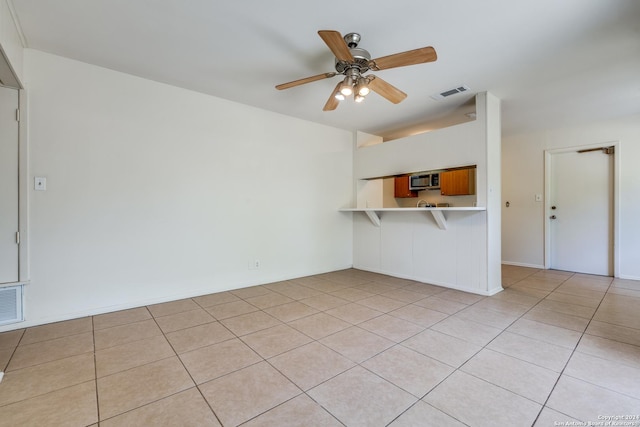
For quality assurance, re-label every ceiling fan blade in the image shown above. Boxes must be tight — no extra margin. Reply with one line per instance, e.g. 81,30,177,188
318,30,354,62
369,46,437,71
367,76,407,104
275,72,336,90
323,82,342,111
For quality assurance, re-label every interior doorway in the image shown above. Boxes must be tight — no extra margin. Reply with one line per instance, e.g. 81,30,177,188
544,143,618,276
0,86,19,284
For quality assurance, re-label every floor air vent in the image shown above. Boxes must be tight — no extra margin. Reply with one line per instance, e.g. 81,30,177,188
431,85,470,100
0,285,23,326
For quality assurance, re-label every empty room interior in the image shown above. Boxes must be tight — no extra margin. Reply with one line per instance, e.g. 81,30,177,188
1,1,640,426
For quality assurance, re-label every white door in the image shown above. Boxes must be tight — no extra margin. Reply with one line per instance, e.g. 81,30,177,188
549,147,613,275
0,86,19,283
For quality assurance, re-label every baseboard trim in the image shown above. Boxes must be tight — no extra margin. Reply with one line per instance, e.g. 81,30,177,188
501,261,545,269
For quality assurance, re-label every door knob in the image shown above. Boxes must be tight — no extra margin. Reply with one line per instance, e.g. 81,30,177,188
550,215,557,219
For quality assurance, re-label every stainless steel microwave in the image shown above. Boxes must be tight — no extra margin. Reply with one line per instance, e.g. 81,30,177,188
409,173,440,191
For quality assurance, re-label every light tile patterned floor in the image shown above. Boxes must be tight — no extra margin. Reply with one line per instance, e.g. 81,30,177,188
0,266,639,426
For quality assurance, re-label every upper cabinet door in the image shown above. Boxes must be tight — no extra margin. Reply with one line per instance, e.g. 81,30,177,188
440,169,476,196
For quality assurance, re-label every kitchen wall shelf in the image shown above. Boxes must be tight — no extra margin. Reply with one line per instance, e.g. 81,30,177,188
339,207,486,230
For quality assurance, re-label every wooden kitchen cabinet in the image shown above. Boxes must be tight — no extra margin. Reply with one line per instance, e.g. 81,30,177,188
440,168,476,196
394,176,418,198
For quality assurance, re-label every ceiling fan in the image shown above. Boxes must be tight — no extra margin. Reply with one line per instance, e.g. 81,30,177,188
276,30,437,111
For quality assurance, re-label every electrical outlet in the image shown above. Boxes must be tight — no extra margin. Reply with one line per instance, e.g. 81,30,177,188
248,259,260,270
35,177,47,191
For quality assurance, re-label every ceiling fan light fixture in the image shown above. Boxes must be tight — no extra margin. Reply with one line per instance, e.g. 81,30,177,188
354,93,365,103
334,92,345,101
356,78,370,96
340,76,354,96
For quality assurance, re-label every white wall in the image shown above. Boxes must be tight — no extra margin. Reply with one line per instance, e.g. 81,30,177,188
0,49,354,331
502,113,640,279
352,92,502,295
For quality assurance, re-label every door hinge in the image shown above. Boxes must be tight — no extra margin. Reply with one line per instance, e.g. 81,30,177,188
15,108,20,122
16,231,20,244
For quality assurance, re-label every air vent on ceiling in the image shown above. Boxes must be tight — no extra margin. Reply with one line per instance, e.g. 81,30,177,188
430,85,470,101
0,285,23,326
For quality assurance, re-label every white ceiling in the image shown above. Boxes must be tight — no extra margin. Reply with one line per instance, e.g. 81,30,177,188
10,0,640,139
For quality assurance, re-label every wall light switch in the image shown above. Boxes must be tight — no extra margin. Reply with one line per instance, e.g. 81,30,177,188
535,194,542,202
35,177,47,191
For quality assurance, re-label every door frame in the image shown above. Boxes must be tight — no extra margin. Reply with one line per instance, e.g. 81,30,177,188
543,141,620,276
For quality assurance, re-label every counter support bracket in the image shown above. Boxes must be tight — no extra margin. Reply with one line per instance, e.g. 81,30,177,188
365,210,381,227
429,210,447,230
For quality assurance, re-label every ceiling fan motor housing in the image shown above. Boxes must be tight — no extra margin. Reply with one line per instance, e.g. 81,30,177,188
335,47,371,74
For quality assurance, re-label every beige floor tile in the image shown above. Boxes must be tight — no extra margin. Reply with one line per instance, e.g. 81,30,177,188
0,381,98,427
268,283,323,300
389,304,449,327
263,301,319,322
454,306,520,329
230,285,273,299
205,300,259,320
430,316,502,346
299,294,349,311
154,308,215,333
487,332,573,372
220,310,281,336
389,401,467,427
564,351,640,399
507,318,582,349
303,280,350,293
545,291,603,308
20,317,93,345
401,282,447,296
93,307,152,330
553,285,606,300
489,289,541,307
147,298,200,318
0,329,24,350
94,318,162,350
461,348,559,404
192,291,240,308
524,307,590,332
244,292,295,309
242,394,342,427
585,320,640,347
100,387,221,427
307,366,416,427
358,314,425,342
325,303,383,324
424,371,541,427
329,287,376,302
199,361,301,427
0,348,12,371
536,299,597,319
380,288,428,303
593,304,640,330
165,321,234,354
269,341,355,390
403,329,481,368
354,282,398,294
288,312,351,340
179,338,261,384
0,353,95,406
95,335,175,378
241,324,312,359
611,277,640,291
504,285,551,299
533,407,582,427
546,375,640,423
607,286,640,299
97,356,194,420
319,326,394,363
510,279,561,293
356,295,407,312
7,331,94,371
363,346,454,397
437,289,485,305
413,296,468,314
472,298,531,316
